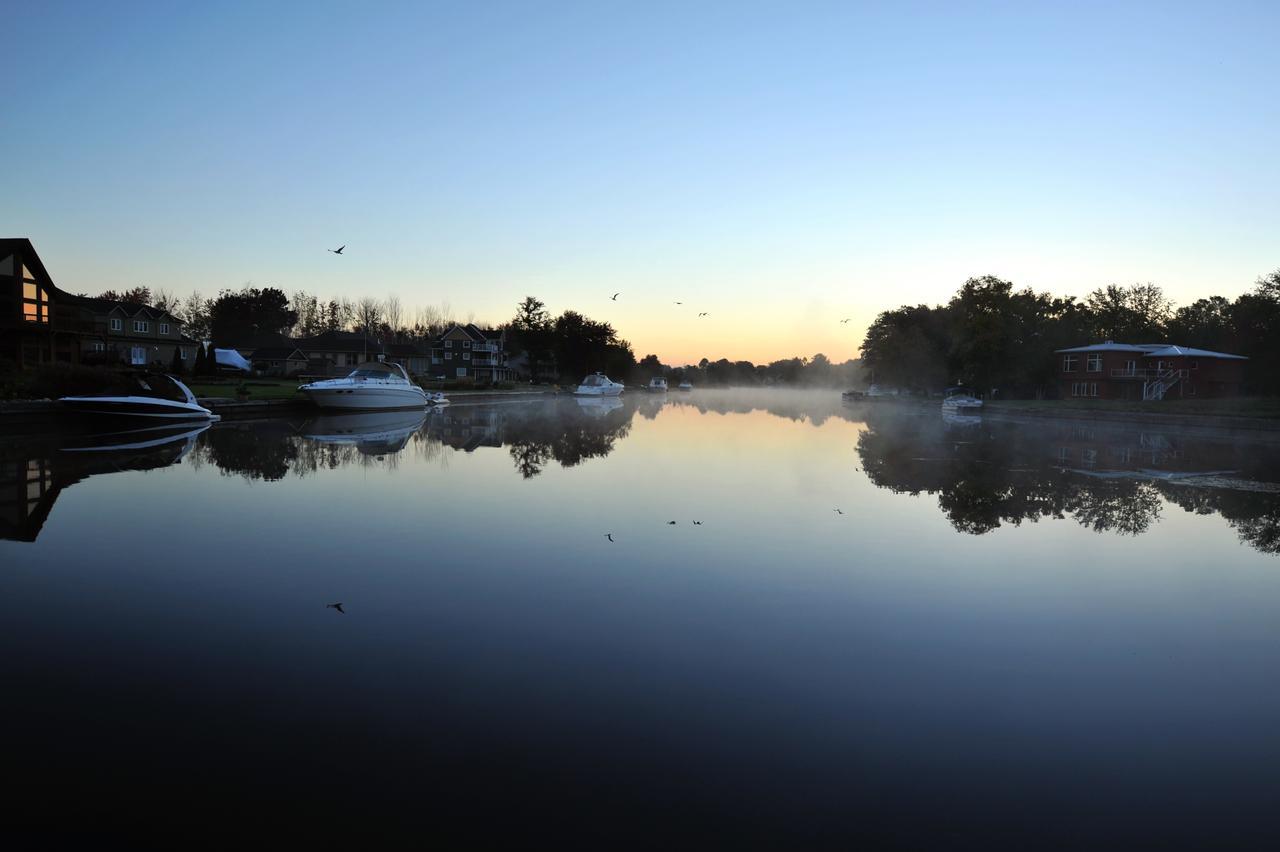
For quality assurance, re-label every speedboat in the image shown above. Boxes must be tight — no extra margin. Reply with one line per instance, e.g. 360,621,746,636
677,381,693,392
574,373,624,397
646,377,668,393
941,387,983,416
299,362,440,410
59,374,219,420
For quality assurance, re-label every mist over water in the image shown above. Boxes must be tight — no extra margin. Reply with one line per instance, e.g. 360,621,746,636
5,389,1280,843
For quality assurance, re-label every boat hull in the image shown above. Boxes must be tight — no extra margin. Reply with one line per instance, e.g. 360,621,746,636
301,387,429,410
59,396,216,420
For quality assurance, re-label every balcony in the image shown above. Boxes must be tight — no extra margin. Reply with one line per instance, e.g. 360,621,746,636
1111,368,1173,379
471,342,499,353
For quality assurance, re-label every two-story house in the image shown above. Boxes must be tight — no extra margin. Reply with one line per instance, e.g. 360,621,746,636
72,297,190,368
1056,341,1247,401
430,324,514,382
1,238,98,367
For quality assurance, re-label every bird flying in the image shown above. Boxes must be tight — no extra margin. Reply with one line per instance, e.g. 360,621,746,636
833,508,844,515
606,533,614,542
611,293,620,301
329,245,345,255
667,520,677,525
698,312,709,317
674,301,682,305
327,602,345,613
840,318,851,323
692,521,703,525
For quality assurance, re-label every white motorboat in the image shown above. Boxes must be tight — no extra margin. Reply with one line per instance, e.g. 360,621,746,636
574,373,624,397
299,362,441,410
941,387,983,416
646,377,668,393
677,381,693,392
59,375,219,420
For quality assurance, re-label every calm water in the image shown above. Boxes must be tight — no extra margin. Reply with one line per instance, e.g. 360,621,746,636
5,390,1280,844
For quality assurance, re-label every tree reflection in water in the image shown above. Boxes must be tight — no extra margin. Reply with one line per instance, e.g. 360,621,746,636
852,405,1280,553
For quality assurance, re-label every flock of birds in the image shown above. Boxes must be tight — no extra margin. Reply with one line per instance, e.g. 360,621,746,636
330,251,853,327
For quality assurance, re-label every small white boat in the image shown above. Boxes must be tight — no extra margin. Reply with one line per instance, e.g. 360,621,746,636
299,362,439,410
59,375,219,420
574,373,624,397
677,381,693,392
941,387,983,416
646,377,668,393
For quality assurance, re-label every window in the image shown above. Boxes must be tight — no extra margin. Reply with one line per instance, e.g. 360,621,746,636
20,266,48,324
445,352,452,360
110,317,122,331
1071,382,1099,398
432,356,441,364
159,323,170,335
463,340,471,349
1082,449,1097,467
445,340,453,348
131,346,148,365
133,320,150,333
1090,383,1098,397
1057,447,1071,463
1124,359,1136,375
1062,355,1079,372
463,352,471,361
1186,383,1196,396
179,347,187,360
456,367,467,377
1086,354,1101,372
92,341,105,352
1189,359,1199,369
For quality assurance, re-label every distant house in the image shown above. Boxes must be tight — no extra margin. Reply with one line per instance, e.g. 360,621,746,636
1,238,191,369
430,323,515,382
295,330,385,374
385,341,430,376
1055,341,1247,401
249,345,309,377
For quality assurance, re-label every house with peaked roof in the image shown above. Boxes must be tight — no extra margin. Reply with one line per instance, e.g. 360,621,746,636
248,345,310,377
294,330,386,374
2,238,191,369
430,323,514,383
1056,341,1247,400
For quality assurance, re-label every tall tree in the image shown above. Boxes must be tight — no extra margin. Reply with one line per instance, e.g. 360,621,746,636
209,287,298,346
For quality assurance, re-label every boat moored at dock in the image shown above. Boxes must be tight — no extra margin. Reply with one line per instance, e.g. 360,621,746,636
299,362,441,410
575,373,624,397
59,375,219,421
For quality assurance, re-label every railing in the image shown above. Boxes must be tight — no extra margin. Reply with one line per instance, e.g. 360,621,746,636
471,343,499,353
471,357,500,366
1143,369,1189,401
1111,368,1160,378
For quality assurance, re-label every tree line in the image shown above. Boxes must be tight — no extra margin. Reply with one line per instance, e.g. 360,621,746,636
860,270,1280,397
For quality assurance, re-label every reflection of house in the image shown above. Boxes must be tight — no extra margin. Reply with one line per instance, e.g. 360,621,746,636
1056,342,1246,401
2,238,191,369
428,409,505,451
430,324,515,382
0,457,57,542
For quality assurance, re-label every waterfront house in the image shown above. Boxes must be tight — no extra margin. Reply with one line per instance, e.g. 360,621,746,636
295,330,386,374
2,238,190,369
430,323,515,382
248,345,309,377
1055,341,1247,400
385,341,431,376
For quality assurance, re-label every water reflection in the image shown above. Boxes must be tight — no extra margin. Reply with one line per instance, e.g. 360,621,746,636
1,422,208,542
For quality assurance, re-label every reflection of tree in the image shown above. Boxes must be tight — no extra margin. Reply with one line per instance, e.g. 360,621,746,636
855,410,1280,551
503,400,634,478
198,423,298,482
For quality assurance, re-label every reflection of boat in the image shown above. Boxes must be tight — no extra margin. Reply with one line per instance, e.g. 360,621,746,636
942,412,982,428
300,410,428,453
299,362,438,410
574,373,624,396
941,387,983,416
646,377,668,393
677,381,693,392
59,375,218,420
59,422,211,453
576,396,624,415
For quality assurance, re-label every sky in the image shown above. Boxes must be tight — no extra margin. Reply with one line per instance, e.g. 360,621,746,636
5,1,1278,365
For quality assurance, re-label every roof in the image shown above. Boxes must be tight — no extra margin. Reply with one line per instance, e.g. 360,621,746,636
1142,345,1248,360
1056,341,1246,360
250,346,308,360
438,323,504,343
296,330,385,353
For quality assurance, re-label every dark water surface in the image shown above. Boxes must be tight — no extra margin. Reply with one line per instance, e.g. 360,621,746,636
5,390,1280,845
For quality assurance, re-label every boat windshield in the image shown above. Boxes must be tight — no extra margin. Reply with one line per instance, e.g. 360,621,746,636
582,375,605,387
347,363,408,381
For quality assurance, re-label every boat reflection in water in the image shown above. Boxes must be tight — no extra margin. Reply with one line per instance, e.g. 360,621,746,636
300,410,429,455
1,421,210,542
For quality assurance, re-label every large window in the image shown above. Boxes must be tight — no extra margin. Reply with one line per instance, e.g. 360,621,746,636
133,320,150,333
110,317,123,331
21,264,48,324
1062,355,1079,372
1086,354,1102,372
456,367,466,377
159,322,170,335
131,346,148,365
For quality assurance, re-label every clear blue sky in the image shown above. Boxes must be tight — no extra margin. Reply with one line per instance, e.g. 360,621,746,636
6,1,1277,363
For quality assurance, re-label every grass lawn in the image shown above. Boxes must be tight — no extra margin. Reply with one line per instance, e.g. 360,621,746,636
987,397,1280,419
186,379,304,400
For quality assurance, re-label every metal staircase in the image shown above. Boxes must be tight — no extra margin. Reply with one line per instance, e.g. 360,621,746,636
1143,368,1188,401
